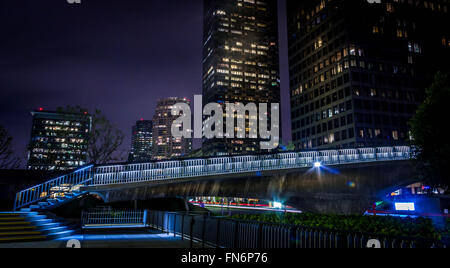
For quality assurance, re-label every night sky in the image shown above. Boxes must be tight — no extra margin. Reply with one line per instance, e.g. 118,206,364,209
0,0,291,166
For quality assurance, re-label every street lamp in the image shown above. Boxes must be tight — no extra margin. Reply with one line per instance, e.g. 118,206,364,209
314,161,322,168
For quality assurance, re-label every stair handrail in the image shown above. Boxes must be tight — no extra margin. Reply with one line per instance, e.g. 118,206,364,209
13,164,95,211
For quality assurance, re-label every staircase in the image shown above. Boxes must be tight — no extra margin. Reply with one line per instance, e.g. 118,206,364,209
0,212,76,244
14,164,94,212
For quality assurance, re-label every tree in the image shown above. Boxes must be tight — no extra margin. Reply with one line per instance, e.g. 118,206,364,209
277,141,296,152
0,125,21,169
57,106,125,165
409,72,450,191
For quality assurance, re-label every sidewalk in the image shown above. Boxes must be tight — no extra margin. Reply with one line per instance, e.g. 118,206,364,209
0,229,204,248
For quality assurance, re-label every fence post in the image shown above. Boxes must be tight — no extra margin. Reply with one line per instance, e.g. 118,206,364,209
216,218,221,248
173,213,177,237
181,214,185,241
143,210,148,227
290,227,297,248
202,215,206,248
233,220,239,249
257,223,263,248
190,216,195,248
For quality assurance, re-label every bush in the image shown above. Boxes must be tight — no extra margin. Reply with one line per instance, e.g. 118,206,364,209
231,213,444,240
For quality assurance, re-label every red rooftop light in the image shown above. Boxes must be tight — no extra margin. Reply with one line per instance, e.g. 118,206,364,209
39,107,44,111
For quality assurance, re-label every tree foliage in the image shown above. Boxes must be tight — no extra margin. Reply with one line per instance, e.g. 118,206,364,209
57,106,125,165
409,72,450,190
0,125,20,169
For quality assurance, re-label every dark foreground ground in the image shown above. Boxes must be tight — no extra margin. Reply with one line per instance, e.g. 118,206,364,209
0,228,204,248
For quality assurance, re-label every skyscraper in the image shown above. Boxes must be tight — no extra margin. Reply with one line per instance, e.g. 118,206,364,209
287,0,450,150
128,119,153,163
27,110,92,171
152,97,192,160
202,0,281,155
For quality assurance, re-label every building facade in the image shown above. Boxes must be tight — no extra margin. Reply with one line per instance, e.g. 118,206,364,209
202,0,281,155
128,119,153,163
27,110,92,171
287,0,450,150
152,98,192,160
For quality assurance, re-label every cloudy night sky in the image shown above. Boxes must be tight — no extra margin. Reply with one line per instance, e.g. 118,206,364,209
0,0,291,166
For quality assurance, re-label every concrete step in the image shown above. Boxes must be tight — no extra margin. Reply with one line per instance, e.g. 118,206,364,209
0,221,31,227
38,222,60,229
0,230,42,237
0,235,47,244
1,212,38,216
47,230,75,240
25,214,47,221
0,217,26,222
0,211,76,243
0,213,22,217
0,226,37,232
40,226,68,234
31,219,54,227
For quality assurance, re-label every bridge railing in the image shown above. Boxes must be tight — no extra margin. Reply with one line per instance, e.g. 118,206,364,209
91,146,411,186
13,165,94,211
147,210,448,249
12,146,412,210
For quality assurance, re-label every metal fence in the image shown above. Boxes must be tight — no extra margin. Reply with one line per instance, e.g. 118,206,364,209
81,210,147,228
146,210,448,249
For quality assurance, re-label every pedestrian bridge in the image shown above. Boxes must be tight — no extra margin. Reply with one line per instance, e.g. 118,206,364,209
14,146,414,213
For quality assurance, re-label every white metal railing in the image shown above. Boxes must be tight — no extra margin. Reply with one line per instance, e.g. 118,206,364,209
81,209,147,228
14,165,94,211
91,146,411,186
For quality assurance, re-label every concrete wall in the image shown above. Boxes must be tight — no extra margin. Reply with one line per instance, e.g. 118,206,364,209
85,160,418,214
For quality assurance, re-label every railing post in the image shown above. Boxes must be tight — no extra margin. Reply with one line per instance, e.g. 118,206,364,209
216,218,221,248
233,220,239,249
143,210,148,226
173,213,177,237
202,215,206,248
257,223,263,248
290,227,297,248
190,216,195,248
181,214,185,241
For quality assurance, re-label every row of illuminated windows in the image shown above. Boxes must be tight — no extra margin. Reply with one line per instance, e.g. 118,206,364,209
223,46,268,55
292,57,413,93
290,43,362,84
294,128,356,149
293,100,353,128
391,0,448,13
41,120,84,127
222,58,269,68
216,69,273,78
31,148,86,154
292,75,350,107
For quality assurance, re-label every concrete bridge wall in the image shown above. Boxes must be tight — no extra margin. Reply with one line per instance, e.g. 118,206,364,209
85,160,417,214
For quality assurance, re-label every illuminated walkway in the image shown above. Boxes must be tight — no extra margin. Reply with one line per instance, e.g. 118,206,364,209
0,230,203,248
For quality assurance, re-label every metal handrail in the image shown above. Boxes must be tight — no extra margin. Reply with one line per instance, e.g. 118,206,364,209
13,165,94,211
81,210,147,228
